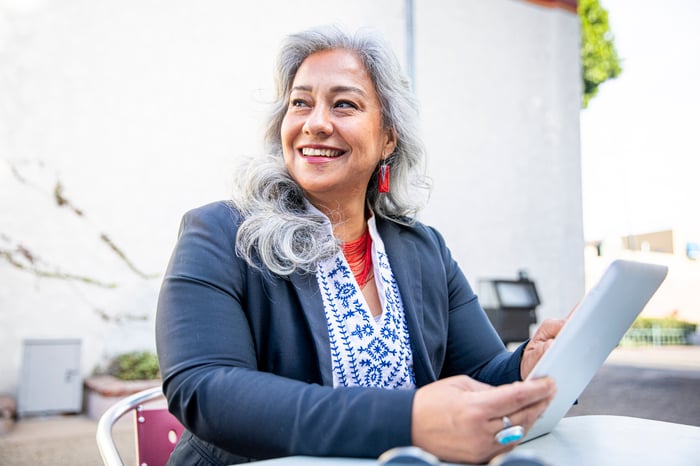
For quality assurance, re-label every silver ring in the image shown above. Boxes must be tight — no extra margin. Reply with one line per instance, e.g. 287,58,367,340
377,446,441,465
495,416,524,445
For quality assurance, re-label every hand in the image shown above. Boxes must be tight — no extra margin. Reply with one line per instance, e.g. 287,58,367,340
520,318,567,379
411,375,556,464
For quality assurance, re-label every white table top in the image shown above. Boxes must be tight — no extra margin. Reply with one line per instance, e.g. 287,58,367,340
251,415,700,466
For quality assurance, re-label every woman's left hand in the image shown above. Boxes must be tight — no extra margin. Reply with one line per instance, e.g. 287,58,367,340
520,318,567,379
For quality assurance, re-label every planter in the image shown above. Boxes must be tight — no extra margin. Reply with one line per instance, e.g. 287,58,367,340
84,375,161,421
0,395,16,434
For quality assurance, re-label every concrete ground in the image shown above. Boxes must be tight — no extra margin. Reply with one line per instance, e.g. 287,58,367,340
0,414,135,466
0,346,699,466
566,346,700,426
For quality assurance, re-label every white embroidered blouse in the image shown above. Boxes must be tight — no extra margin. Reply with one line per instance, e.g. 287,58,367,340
315,214,416,390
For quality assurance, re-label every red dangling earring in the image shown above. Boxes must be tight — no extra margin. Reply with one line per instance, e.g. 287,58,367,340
378,162,390,193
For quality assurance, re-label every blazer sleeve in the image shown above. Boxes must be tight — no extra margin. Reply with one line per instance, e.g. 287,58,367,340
425,225,525,385
156,202,414,460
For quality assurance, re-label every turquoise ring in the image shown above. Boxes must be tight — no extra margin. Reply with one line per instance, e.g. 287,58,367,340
495,416,524,445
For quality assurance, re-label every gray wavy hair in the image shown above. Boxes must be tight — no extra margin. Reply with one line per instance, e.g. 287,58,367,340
233,25,431,276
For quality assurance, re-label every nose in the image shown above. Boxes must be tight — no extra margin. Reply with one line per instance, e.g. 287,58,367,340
303,105,333,138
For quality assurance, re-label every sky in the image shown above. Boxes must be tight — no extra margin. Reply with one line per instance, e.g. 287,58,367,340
580,0,700,241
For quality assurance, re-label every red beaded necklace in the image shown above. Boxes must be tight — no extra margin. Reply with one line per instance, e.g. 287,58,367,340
342,228,374,288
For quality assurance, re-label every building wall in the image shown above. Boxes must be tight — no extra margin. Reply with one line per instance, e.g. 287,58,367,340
585,248,700,325
587,229,700,325
0,0,583,396
417,0,585,324
622,230,674,254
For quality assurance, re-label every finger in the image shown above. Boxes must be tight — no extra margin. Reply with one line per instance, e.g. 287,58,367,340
487,393,554,435
542,338,554,354
533,318,566,341
529,338,555,363
490,440,520,459
478,378,556,416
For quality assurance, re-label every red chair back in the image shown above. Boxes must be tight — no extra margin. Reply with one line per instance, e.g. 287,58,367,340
135,406,184,466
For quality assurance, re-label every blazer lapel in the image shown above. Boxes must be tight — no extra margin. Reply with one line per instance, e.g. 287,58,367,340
377,218,437,385
289,271,333,386
290,218,438,388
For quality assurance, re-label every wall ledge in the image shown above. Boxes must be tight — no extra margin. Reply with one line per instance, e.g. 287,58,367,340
83,375,161,421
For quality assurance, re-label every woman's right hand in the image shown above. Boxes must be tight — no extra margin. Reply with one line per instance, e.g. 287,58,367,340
411,375,556,464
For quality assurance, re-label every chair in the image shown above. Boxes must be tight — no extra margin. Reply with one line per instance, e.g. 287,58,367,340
96,386,184,466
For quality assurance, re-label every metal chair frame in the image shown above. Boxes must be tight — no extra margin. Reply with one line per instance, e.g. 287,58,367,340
96,386,181,466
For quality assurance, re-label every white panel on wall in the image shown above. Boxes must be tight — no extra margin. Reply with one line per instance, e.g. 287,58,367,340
17,339,83,415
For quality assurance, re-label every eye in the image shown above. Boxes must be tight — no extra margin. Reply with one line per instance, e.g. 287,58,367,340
334,100,358,110
291,98,309,108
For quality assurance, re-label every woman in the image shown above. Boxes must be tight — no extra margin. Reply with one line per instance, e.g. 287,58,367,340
156,25,563,465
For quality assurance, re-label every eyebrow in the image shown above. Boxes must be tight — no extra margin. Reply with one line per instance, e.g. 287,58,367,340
291,85,368,97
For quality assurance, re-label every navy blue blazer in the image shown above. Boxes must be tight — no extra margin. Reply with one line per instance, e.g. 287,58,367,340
156,201,524,464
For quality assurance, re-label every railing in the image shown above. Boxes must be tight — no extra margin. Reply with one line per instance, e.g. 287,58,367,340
620,326,690,346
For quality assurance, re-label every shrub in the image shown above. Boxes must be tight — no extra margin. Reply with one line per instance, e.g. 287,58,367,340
631,317,697,335
107,351,161,381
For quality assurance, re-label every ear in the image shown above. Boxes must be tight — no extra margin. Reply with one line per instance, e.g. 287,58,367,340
382,128,397,158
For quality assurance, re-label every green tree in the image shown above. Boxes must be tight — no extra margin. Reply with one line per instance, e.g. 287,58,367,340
579,0,622,108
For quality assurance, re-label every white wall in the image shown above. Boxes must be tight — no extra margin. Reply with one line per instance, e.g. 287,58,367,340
0,0,583,396
417,0,584,322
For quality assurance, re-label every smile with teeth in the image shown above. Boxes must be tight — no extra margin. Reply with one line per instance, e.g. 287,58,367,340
301,147,345,158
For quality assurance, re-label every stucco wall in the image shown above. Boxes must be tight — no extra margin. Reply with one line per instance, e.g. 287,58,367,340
416,0,584,325
0,0,583,397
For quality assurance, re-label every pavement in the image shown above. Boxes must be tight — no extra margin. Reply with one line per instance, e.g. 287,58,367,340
0,346,699,466
566,346,700,426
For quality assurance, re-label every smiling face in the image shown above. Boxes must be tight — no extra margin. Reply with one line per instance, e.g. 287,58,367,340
281,49,396,211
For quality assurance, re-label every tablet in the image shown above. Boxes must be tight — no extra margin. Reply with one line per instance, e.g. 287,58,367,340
522,259,668,442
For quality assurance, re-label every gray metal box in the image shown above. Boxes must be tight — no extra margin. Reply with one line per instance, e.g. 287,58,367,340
17,339,83,416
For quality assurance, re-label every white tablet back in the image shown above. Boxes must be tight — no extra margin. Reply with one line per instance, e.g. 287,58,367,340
523,259,668,442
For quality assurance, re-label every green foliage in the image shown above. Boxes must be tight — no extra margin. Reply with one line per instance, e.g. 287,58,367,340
107,351,161,381
579,0,622,108
631,317,697,334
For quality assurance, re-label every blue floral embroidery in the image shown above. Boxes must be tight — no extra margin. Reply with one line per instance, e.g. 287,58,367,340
317,232,415,390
